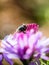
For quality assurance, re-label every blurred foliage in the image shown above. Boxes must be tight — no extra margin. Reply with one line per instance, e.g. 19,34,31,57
14,62,20,65
14,59,49,65
40,59,49,65
47,60,49,65
0,35,3,39
14,0,49,26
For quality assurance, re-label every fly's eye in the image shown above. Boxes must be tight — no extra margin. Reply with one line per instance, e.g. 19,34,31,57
19,25,27,32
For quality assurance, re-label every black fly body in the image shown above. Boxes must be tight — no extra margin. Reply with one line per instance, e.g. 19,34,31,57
16,24,27,33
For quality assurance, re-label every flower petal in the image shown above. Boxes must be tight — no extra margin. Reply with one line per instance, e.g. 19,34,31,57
0,62,3,65
3,54,13,65
0,54,3,62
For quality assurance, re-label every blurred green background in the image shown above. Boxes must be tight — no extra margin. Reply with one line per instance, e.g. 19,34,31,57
0,0,49,64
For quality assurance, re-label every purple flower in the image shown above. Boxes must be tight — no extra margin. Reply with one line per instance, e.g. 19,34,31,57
1,24,49,65
2,28,49,61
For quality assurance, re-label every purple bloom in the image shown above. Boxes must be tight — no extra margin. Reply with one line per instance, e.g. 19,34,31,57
2,29,49,61
1,24,49,65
